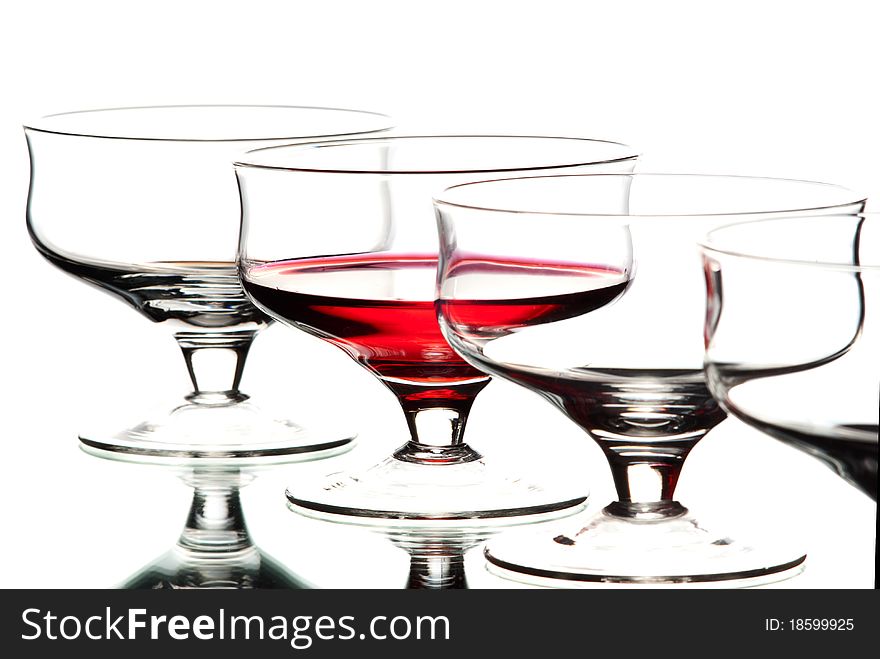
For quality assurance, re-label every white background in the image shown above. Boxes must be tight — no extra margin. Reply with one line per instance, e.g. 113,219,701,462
0,0,876,588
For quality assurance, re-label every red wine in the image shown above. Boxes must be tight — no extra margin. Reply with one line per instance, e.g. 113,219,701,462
243,254,626,387
436,259,721,442
243,255,480,384
437,257,723,499
437,258,629,340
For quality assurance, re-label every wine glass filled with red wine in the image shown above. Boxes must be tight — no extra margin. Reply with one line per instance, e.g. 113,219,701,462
702,212,878,586
434,173,866,586
25,105,392,461
235,135,638,521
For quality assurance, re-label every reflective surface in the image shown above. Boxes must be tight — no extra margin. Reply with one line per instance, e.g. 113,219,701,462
289,500,587,589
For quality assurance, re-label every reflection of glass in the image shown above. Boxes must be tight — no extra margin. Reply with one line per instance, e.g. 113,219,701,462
25,105,391,460
701,213,878,585
393,529,477,589
390,526,515,589
292,508,577,589
435,173,866,586
236,136,638,520
125,468,310,589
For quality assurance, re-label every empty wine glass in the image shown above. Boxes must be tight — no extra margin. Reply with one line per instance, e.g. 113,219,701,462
25,105,391,460
701,212,878,585
235,135,638,520
434,173,866,586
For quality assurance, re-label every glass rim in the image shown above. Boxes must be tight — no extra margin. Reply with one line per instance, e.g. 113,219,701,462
232,134,639,174
432,172,865,219
22,104,393,143
699,212,879,271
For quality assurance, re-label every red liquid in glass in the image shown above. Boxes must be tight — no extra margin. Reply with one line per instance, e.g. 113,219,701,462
243,255,477,384
243,254,628,388
438,258,629,340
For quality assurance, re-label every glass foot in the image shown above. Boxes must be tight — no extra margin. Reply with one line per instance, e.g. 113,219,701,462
484,505,806,587
287,454,588,521
79,395,355,464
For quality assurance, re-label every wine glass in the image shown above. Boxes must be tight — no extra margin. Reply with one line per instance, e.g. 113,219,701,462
25,105,391,461
235,135,638,520
434,173,866,586
701,212,878,586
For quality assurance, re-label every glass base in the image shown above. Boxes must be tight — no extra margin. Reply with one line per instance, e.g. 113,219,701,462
484,504,807,587
122,546,312,589
78,395,355,465
286,454,588,521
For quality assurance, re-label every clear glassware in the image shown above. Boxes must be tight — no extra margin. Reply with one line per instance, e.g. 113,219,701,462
701,212,878,585
235,135,638,520
124,467,313,589
434,173,866,586
25,105,391,460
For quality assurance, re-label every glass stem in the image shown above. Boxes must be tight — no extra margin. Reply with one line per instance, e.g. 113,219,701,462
177,469,253,555
175,331,256,404
387,379,490,465
596,432,704,520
